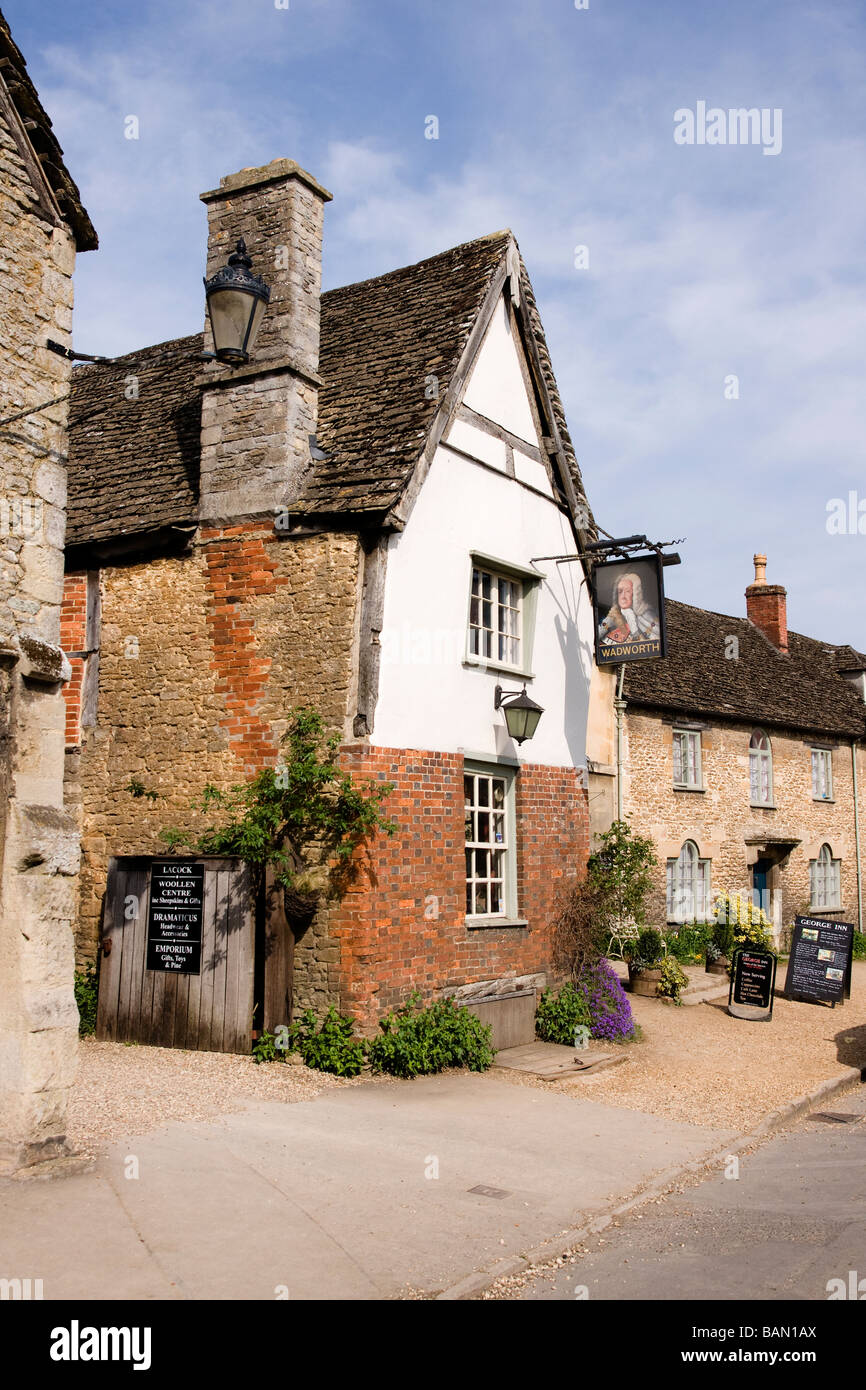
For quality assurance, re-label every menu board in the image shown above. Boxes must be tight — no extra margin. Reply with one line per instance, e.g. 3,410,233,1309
146,861,204,974
784,915,854,1005
731,949,776,1011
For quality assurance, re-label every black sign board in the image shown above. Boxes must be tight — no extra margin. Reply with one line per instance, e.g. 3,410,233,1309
146,861,204,974
784,915,854,1006
729,947,777,1020
592,552,667,667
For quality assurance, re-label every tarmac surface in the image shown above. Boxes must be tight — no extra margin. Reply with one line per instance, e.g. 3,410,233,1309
502,1085,866,1300
0,1073,735,1300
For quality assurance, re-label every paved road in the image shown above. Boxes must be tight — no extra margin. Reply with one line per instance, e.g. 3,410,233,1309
0,1074,734,1301
501,1085,866,1301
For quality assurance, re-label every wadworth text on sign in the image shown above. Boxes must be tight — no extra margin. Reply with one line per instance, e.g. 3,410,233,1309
145,862,204,974
592,553,667,666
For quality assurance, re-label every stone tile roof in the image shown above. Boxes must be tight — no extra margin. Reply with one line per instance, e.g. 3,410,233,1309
0,8,97,250
67,231,593,545
831,644,866,673
623,599,866,739
294,231,511,516
68,338,202,547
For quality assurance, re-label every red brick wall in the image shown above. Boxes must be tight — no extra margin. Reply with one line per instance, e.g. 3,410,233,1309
201,521,287,775
746,584,788,652
60,572,88,747
317,747,589,1031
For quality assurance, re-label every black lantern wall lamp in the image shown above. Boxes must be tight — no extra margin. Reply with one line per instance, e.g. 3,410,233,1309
41,234,271,377
202,237,270,366
494,684,544,745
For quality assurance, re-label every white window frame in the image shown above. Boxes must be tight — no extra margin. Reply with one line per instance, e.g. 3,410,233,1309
673,728,702,789
465,553,541,678
463,762,517,921
811,747,834,801
666,840,711,924
468,564,521,669
749,729,774,806
810,843,841,910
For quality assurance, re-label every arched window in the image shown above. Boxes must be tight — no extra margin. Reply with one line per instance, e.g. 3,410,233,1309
666,840,711,923
749,730,773,806
810,843,841,910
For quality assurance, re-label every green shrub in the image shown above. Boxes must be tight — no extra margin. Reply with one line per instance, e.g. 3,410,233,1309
252,1006,366,1076
368,992,494,1078
664,922,713,964
657,956,689,1004
535,982,592,1045
299,1006,367,1077
74,962,99,1037
712,917,735,958
852,932,866,962
252,1029,287,1064
627,927,664,969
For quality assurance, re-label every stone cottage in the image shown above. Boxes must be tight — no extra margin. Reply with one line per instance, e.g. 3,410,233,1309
587,555,865,936
62,157,597,1043
0,8,97,1170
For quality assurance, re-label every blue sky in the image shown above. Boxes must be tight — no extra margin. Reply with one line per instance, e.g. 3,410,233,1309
9,0,866,646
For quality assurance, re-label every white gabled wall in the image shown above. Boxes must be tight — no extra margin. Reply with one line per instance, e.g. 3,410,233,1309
372,292,593,769
461,294,537,445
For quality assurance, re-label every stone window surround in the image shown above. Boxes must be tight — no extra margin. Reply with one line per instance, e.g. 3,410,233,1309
809,842,842,912
666,839,712,924
810,746,834,803
749,728,775,808
672,726,704,791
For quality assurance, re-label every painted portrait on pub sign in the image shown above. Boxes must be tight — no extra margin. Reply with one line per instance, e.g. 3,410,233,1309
592,554,666,665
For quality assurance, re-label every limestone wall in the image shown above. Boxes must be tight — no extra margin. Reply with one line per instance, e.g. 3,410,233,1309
623,706,863,932
66,524,361,960
0,100,81,1170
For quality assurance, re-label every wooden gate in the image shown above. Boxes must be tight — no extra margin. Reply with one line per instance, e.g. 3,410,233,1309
96,856,255,1053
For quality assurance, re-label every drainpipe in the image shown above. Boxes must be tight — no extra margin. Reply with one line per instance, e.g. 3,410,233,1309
853,740,863,932
614,664,626,822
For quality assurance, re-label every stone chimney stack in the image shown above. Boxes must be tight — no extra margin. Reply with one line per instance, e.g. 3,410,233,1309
197,159,332,520
745,552,788,653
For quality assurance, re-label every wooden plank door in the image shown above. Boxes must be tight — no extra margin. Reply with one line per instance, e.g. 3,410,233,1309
96,857,255,1053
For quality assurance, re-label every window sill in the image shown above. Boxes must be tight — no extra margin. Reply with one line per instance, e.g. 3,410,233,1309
463,659,535,681
749,802,776,810
673,783,706,793
806,905,843,915
465,916,529,931
812,797,835,804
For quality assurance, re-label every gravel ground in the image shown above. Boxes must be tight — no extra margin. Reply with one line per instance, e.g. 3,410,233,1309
492,960,866,1130
68,962,865,1157
67,1040,383,1158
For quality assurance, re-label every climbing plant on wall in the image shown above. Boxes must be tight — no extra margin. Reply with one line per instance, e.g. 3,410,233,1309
161,707,395,917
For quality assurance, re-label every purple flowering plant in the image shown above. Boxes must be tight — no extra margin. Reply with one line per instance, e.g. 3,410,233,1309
578,957,636,1041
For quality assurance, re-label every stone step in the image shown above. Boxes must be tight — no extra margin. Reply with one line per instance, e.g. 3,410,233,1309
611,956,730,1006
679,976,729,1006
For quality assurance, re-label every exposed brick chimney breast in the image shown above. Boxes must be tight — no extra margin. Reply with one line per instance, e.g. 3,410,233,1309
745,552,788,653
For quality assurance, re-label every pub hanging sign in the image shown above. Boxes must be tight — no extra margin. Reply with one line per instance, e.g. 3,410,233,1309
592,552,667,666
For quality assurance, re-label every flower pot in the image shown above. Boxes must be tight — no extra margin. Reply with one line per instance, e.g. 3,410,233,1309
627,965,663,996
705,955,730,976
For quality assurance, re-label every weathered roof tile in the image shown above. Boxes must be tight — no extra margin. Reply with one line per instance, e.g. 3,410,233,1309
624,599,865,738
67,231,593,545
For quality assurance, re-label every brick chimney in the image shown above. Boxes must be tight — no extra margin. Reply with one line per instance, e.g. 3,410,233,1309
197,158,332,520
745,553,788,652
